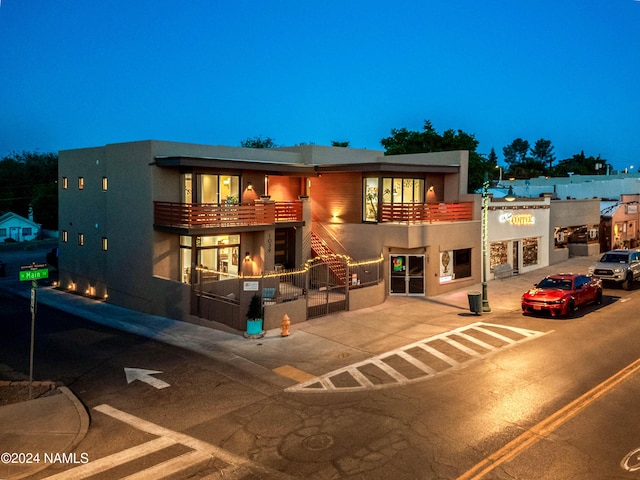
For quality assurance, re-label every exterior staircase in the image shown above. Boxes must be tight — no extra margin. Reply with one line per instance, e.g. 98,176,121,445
310,230,349,285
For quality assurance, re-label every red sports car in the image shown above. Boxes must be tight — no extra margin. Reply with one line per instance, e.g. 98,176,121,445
521,274,603,317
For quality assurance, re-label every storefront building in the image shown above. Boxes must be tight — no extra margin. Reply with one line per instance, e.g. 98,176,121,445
487,195,551,278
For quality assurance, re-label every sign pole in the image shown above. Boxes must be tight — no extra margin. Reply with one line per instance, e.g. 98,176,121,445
19,263,48,400
29,279,36,399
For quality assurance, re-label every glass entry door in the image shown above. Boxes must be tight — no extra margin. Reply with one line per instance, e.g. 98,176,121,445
390,254,425,295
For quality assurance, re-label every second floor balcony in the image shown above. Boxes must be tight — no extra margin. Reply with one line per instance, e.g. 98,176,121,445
154,201,304,233
380,202,474,224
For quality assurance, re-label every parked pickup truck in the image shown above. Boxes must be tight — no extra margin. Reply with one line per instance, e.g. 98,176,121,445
588,249,640,290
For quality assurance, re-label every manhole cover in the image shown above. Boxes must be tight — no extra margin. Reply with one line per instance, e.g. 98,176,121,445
302,433,334,451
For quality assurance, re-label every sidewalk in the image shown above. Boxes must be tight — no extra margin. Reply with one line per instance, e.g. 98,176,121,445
0,252,600,479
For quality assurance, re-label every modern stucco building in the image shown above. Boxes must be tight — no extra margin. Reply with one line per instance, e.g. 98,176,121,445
58,140,481,330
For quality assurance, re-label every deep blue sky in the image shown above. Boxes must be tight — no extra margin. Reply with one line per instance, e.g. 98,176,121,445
1,1,639,171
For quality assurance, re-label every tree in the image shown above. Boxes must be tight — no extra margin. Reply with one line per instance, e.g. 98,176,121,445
331,140,350,147
380,120,494,193
0,151,58,230
240,136,278,149
530,138,556,170
552,151,610,176
503,138,545,179
502,138,530,167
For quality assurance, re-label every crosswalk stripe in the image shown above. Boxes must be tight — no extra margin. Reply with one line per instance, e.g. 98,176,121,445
392,350,438,375
370,358,411,383
42,437,177,479
454,331,497,351
121,450,212,480
440,336,483,357
417,343,460,367
286,322,549,393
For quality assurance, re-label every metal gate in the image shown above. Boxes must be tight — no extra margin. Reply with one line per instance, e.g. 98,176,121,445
307,257,347,319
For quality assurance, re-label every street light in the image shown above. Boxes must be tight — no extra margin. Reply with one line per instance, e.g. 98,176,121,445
481,172,492,312
504,185,516,202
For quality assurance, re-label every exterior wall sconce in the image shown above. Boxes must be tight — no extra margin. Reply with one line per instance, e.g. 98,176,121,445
428,185,434,191
244,252,251,262
246,182,253,191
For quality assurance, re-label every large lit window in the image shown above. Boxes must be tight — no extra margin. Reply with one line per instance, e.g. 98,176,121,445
522,237,539,268
490,242,509,271
363,177,378,222
382,178,424,203
180,235,241,283
197,174,240,203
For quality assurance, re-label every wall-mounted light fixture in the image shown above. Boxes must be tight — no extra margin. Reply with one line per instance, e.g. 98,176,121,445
246,181,253,191
428,185,434,191
244,252,251,262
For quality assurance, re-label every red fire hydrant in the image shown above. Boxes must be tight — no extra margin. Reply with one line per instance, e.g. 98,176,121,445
281,314,291,337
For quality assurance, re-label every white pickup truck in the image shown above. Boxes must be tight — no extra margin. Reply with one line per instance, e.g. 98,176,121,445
588,249,640,290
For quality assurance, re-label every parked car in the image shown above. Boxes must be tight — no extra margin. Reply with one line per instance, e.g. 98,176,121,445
588,249,640,290
521,273,603,317
567,227,588,244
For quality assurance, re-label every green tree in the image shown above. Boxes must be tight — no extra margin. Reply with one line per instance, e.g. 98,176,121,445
530,138,556,170
502,138,530,168
503,138,546,178
380,120,493,193
551,151,610,176
331,140,350,147
240,136,278,148
0,151,58,230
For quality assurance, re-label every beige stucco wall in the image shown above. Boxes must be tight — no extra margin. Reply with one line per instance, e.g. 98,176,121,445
549,198,601,264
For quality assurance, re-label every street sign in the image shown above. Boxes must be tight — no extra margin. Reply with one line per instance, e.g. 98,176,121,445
20,264,49,282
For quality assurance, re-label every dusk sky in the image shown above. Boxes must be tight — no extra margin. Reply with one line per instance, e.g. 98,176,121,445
1,1,639,172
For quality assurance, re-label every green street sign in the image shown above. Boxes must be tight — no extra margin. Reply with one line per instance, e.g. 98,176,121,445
19,268,49,281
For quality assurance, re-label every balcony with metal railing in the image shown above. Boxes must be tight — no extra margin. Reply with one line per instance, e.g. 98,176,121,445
379,202,474,223
154,201,304,232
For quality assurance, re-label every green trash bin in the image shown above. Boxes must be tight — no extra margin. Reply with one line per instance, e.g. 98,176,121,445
467,292,482,315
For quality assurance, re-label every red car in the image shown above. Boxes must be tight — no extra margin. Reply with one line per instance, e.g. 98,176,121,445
521,274,603,317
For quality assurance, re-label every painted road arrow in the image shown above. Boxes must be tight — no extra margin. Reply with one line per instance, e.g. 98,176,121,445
124,368,170,389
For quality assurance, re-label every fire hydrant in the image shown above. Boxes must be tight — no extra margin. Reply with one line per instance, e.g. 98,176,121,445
281,314,291,337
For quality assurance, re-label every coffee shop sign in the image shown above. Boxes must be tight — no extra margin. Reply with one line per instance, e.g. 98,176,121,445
499,212,535,225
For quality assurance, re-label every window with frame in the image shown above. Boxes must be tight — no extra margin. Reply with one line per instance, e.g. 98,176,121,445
381,177,424,204
22,227,32,236
62,177,68,189
490,241,509,271
102,177,108,191
102,237,108,251
363,177,379,222
78,233,84,246
522,237,539,268
62,230,68,242
78,177,84,190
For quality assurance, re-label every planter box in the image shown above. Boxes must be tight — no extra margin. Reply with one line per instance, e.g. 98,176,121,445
246,318,263,335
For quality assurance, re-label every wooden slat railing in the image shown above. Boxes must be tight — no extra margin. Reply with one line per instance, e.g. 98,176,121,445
380,202,474,223
154,201,303,229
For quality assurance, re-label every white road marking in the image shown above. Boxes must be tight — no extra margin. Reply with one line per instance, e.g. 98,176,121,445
42,404,293,480
124,367,171,389
286,322,549,393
